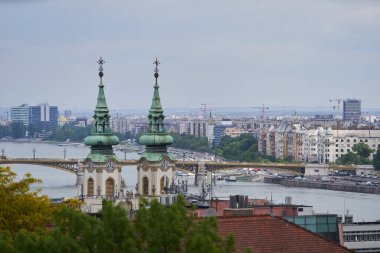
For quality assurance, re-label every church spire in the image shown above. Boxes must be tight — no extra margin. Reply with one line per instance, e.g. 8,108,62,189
139,58,173,158
148,58,165,134
94,57,109,126
84,57,119,162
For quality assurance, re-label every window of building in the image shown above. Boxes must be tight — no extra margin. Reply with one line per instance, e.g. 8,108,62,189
341,149,344,152
347,144,350,147
105,178,114,197
341,139,344,142
347,149,350,152
336,144,338,147
347,139,350,142
336,149,338,152
160,176,169,194
143,176,149,195
365,139,368,142
354,139,357,142
87,177,94,196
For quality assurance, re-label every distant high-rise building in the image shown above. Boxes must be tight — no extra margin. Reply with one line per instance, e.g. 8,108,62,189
179,121,190,135
190,120,207,138
10,103,58,129
29,103,58,128
213,119,233,146
343,99,361,123
10,104,30,126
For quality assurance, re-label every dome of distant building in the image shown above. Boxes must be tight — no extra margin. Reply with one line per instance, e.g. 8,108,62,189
58,116,68,126
317,127,325,135
326,127,333,135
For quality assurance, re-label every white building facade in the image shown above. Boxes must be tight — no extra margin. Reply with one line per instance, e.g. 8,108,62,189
260,124,380,163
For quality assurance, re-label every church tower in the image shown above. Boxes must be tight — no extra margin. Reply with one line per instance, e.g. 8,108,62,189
82,57,121,198
137,59,175,197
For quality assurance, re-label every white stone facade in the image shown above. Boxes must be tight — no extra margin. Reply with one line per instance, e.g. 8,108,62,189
179,121,190,135
190,120,207,137
82,158,122,197
325,129,380,163
260,125,380,163
137,158,174,197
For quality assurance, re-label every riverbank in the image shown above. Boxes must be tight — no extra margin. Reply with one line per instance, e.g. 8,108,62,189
264,177,380,195
0,138,67,145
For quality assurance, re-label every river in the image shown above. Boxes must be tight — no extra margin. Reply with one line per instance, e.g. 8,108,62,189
1,141,380,222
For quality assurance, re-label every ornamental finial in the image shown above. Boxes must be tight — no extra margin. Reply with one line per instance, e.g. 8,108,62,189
97,57,105,79
153,58,160,81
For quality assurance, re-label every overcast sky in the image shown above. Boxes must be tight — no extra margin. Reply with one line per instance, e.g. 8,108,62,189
0,0,379,112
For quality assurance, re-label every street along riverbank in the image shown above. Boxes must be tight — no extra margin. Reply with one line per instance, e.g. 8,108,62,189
264,177,380,194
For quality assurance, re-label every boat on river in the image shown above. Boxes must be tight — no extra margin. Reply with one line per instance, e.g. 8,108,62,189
225,176,237,182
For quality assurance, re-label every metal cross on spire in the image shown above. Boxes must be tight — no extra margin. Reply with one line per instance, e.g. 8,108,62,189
97,57,105,79
153,58,160,80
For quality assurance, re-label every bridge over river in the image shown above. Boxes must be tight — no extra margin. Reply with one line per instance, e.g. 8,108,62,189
0,157,356,175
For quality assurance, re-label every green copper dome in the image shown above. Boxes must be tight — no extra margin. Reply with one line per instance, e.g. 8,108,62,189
84,57,119,162
139,59,173,161
139,134,173,147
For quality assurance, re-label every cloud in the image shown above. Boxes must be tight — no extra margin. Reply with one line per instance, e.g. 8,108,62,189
0,0,379,110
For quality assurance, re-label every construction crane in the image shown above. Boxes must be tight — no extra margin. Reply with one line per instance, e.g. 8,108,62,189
250,104,269,129
329,99,342,132
329,99,342,118
250,104,269,121
200,103,214,120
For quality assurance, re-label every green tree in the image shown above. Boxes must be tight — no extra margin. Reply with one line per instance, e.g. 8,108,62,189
47,125,91,142
0,125,11,139
135,196,235,253
214,134,259,162
185,217,235,253
0,166,55,235
373,149,380,171
1,197,236,253
336,151,361,165
170,133,211,153
9,122,25,139
135,197,191,253
336,143,374,165
352,143,373,160
0,168,236,253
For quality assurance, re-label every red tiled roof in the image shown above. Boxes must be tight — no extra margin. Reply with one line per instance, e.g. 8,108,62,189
217,215,353,253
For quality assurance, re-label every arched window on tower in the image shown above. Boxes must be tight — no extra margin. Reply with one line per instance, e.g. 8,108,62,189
143,176,149,195
105,177,114,197
87,177,94,196
160,176,169,194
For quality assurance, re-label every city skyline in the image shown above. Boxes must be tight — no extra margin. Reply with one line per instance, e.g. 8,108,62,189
1,1,379,110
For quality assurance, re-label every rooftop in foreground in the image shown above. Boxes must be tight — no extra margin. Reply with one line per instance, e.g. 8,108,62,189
217,215,353,253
